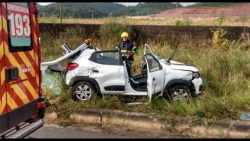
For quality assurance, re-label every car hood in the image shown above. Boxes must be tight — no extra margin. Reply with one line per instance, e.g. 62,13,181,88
161,59,199,72
169,64,199,72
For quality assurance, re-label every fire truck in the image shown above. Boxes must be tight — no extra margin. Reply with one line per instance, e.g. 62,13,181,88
0,2,45,138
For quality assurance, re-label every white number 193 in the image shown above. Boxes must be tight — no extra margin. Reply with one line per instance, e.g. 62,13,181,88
8,13,31,37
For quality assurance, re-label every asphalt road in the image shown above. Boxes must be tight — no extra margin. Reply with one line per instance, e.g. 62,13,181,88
26,124,151,139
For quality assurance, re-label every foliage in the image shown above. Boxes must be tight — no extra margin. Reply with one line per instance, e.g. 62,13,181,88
38,2,181,18
211,12,231,49
98,22,133,49
175,18,192,26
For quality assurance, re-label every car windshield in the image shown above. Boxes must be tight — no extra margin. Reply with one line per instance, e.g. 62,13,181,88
151,54,172,65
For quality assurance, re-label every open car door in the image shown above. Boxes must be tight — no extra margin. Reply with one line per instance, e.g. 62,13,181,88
143,44,165,102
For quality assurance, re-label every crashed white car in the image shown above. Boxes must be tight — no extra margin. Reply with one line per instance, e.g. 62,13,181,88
44,43,202,102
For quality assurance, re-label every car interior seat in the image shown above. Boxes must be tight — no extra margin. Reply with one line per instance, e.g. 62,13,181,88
129,57,148,91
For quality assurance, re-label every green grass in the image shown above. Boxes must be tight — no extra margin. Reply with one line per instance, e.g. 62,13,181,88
99,22,133,42
39,16,250,27
41,26,87,61
41,22,250,123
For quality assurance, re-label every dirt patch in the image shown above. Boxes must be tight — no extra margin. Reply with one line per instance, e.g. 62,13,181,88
136,3,250,19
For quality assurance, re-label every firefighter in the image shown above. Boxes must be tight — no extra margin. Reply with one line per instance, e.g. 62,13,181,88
116,32,136,76
84,38,94,49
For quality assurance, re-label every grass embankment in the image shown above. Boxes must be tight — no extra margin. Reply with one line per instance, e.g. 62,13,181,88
39,16,250,27
41,22,250,123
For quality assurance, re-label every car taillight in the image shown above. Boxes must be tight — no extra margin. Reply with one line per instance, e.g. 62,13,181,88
67,63,79,70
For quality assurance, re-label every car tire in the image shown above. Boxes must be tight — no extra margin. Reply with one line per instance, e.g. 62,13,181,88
164,85,192,102
72,81,96,101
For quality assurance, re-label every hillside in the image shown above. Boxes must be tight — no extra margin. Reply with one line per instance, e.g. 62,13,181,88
38,2,126,18
37,2,181,18
188,2,242,7
148,3,250,19
125,2,182,16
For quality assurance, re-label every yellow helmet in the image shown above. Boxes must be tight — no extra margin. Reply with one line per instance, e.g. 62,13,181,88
121,32,129,38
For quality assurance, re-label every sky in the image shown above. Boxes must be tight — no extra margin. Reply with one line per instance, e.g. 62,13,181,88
38,2,196,7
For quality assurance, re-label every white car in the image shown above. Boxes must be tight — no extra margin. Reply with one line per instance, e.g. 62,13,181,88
64,44,203,102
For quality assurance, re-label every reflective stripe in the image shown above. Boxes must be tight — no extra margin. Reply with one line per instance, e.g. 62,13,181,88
7,93,18,110
121,50,128,53
0,93,6,113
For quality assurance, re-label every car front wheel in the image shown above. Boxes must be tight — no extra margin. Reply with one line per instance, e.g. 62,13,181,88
72,81,96,101
164,85,192,102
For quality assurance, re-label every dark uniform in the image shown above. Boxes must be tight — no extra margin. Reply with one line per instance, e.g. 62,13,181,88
116,39,136,76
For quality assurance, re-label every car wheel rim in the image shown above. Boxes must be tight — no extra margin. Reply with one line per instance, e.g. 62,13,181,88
171,88,189,101
75,84,92,101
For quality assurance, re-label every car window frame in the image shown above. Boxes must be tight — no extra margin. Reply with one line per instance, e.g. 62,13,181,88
144,54,162,72
89,50,123,66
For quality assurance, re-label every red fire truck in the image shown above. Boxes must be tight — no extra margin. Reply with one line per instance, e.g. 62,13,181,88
0,2,45,138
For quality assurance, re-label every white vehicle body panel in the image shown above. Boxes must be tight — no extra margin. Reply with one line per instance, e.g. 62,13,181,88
147,70,165,100
89,61,125,94
192,77,203,95
42,43,88,66
169,65,199,72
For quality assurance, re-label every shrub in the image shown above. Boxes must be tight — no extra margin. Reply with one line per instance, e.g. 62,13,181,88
98,22,134,49
175,18,192,26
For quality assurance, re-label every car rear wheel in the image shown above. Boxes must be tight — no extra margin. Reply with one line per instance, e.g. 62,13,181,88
72,81,96,101
164,85,192,102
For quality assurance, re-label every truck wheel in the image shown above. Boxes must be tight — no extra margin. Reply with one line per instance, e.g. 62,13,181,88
164,85,192,102
72,81,96,101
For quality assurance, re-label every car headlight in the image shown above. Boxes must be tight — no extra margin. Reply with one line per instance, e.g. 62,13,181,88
192,72,200,79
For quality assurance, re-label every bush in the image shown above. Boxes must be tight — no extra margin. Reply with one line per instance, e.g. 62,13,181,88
175,18,192,26
98,22,134,49
41,26,86,61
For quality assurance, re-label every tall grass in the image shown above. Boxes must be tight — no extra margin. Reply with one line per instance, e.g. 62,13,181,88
41,26,86,61
149,44,250,120
39,16,250,27
41,22,250,121
98,22,134,49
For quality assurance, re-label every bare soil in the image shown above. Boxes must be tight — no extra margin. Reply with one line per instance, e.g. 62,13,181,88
136,3,250,19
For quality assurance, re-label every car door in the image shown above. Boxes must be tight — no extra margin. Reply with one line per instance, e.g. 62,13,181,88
89,50,125,94
144,54,165,101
